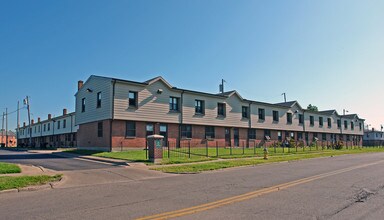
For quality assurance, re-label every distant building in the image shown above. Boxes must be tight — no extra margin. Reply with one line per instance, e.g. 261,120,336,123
363,129,384,146
0,129,17,147
17,109,78,148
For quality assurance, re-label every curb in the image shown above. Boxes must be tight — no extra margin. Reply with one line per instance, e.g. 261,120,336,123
0,176,64,194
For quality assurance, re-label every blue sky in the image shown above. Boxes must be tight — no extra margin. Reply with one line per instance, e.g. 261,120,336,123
0,0,383,130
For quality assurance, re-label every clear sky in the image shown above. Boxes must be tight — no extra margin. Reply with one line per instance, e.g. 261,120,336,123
0,0,383,131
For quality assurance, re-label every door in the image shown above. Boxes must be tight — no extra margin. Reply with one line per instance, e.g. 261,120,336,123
234,128,239,147
225,128,231,146
159,124,168,146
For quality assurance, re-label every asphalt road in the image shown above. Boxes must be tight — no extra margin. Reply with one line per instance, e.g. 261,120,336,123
1,152,384,220
0,149,119,170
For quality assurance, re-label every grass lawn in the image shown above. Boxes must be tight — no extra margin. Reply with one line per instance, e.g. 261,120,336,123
0,162,21,174
0,175,62,191
66,146,384,166
152,148,384,173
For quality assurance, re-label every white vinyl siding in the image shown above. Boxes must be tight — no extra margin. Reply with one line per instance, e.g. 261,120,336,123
114,80,181,123
75,76,113,125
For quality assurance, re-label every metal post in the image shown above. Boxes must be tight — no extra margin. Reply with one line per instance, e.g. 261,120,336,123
242,141,245,155
206,140,208,157
216,141,218,157
188,140,191,158
168,141,170,158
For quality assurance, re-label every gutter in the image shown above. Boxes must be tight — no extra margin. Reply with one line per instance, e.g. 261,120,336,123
110,79,116,152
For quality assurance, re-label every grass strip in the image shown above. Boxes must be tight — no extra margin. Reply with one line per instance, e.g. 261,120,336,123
0,175,62,191
152,148,384,173
0,162,21,174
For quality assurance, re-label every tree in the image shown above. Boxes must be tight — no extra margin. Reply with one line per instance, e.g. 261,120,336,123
307,104,318,112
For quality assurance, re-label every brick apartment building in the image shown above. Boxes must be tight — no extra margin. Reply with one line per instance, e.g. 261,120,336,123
0,129,17,147
17,109,78,148
363,129,384,146
74,75,365,151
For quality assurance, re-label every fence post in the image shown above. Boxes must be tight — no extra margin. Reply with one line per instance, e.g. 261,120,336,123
254,141,256,155
274,141,276,153
206,140,209,157
167,141,170,158
283,142,285,153
242,141,245,155
216,141,219,157
145,140,148,159
230,143,232,155
188,140,191,158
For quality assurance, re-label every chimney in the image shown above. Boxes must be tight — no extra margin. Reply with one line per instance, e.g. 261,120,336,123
48,114,52,120
63,108,67,115
31,119,34,125
38,117,41,123
23,122,26,127
78,80,84,91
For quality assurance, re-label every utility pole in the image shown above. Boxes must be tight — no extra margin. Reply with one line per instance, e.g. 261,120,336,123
25,96,32,147
17,101,20,146
5,108,8,147
1,112,4,146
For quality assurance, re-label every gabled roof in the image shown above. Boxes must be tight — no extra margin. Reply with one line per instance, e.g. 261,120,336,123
217,90,244,100
275,101,304,110
318,110,338,115
144,76,173,89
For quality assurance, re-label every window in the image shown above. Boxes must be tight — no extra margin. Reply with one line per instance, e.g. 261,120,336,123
299,114,304,124
248,129,256,139
181,125,192,138
319,117,323,127
97,92,102,108
81,98,86,112
359,123,362,131
195,100,204,114
298,132,303,140
328,118,332,128
146,124,154,136
57,121,61,129
258,108,265,120
217,103,226,117
337,119,341,129
97,122,103,137
205,126,215,139
129,91,138,107
351,122,354,130
38,126,40,132
273,111,279,122
48,123,50,131
310,116,314,126
34,127,36,133
264,129,271,140
322,133,327,141
125,121,136,137
169,97,179,111
242,106,249,118
63,119,66,129
287,113,292,124
344,121,348,129
43,124,46,132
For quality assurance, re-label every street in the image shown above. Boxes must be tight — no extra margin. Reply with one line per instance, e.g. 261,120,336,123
1,150,384,219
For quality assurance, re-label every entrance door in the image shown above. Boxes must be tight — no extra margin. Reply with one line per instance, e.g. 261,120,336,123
225,128,231,146
234,128,239,147
159,124,168,146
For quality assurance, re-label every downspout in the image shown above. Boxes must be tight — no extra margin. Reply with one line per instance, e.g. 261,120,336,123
110,80,116,152
248,101,252,148
179,90,185,148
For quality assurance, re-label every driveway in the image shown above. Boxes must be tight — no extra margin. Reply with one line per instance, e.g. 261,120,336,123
0,149,122,171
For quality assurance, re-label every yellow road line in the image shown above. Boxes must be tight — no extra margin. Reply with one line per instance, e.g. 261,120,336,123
136,160,384,220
